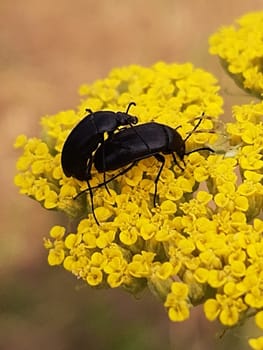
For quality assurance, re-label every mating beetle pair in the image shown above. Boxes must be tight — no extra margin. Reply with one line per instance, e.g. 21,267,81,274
61,103,213,224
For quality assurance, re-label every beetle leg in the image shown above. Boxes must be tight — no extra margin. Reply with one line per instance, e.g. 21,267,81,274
74,162,137,198
171,152,184,171
85,157,93,180
86,179,100,225
94,161,137,190
153,154,165,207
100,139,111,195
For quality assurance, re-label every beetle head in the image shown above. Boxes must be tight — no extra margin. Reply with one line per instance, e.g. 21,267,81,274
174,137,186,161
115,112,138,126
115,101,138,126
169,128,186,160
176,141,186,160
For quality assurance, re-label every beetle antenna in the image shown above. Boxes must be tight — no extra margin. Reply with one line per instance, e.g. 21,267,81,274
183,112,205,143
183,112,214,155
85,108,93,115
125,101,136,114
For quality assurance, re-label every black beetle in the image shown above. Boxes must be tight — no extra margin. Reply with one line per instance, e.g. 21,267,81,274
61,102,138,224
93,117,213,206
61,102,137,181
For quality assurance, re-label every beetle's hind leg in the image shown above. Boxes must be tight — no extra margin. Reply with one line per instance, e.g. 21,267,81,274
153,154,165,207
74,162,138,199
86,179,100,225
98,139,111,195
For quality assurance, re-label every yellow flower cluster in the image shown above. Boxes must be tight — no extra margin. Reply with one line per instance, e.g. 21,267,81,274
209,11,263,98
14,62,222,220
14,34,263,349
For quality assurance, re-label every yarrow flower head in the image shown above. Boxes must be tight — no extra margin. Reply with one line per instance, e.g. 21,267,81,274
14,15,263,349
209,11,263,98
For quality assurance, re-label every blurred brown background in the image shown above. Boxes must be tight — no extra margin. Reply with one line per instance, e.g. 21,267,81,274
1,1,262,349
